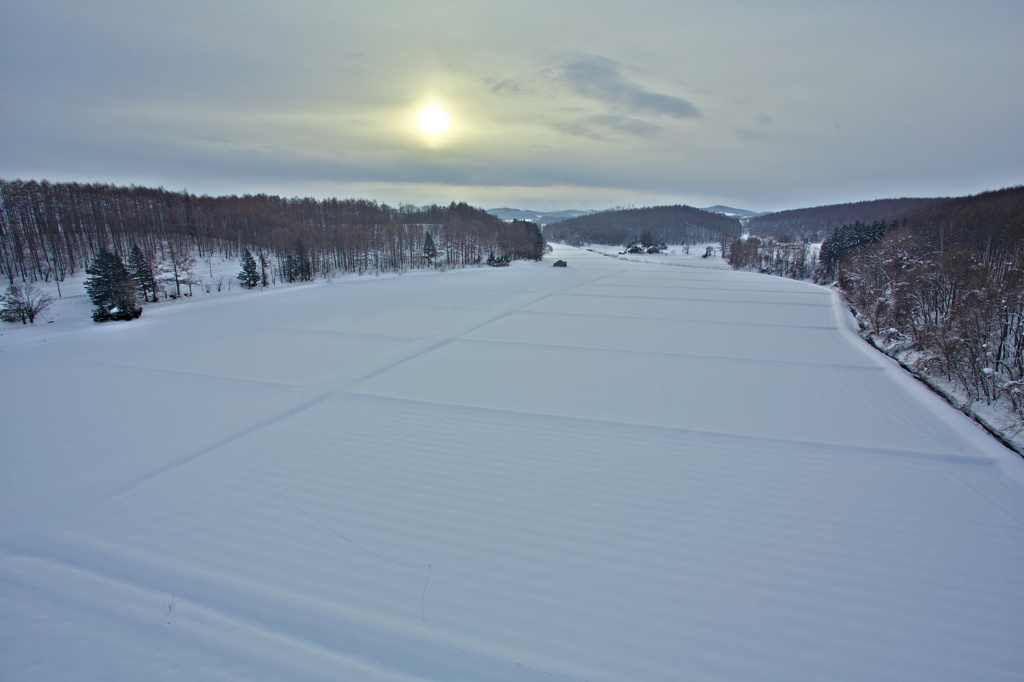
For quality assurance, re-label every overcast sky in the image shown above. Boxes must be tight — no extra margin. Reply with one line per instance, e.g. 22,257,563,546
2,0,1021,212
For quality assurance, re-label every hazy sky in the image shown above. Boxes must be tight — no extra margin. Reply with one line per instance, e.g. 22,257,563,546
2,0,1021,212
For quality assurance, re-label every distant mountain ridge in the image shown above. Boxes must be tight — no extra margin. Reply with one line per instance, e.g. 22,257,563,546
745,197,942,240
487,207,597,225
488,206,764,224
702,205,763,218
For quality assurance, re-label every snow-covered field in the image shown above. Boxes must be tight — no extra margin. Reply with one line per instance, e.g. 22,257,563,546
2,244,1023,681
582,243,733,270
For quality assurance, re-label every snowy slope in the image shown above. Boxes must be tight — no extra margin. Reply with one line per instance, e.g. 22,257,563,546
2,245,1023,682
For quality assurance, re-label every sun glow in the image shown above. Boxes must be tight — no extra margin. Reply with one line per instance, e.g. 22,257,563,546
417,105,450,135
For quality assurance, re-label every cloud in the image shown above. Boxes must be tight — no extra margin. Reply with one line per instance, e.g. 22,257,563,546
556,53,700,119
555,115,665,140
487,79,527,96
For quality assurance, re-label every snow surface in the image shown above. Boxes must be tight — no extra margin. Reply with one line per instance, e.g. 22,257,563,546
2,244,1023,681
582,243,734,271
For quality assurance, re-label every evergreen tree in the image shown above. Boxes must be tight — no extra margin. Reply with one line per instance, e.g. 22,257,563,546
295,239,312,281
286,239,312,282
128,243,158,302
259,253,269,287
85,248,142,322
282,254,294,283
527,222,546,261
815,219,897,283
423,231,438,263
238,249,260,288
486,251,510,267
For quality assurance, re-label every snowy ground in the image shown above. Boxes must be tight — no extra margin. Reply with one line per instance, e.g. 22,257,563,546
580,243,733,270
2,244,1023,681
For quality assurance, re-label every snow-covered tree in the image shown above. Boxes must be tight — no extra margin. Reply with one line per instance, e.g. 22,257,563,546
423,231,438,263
238,249,260,289
85,248,142,322
486,251,510,267
128,244,158,302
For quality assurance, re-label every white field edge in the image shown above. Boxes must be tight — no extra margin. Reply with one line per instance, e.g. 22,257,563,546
2,244,1023,682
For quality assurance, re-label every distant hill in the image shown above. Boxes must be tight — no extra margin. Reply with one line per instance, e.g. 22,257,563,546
899,185,1024,253
745,197,942,240
543,205,741,246
702,205,763,219
811,186,1024,283
487,208,596,225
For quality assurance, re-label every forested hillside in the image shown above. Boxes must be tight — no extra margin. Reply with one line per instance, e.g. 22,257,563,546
816,186,1024,423
544,205,740,247
0,180,546,287
746,197,942,241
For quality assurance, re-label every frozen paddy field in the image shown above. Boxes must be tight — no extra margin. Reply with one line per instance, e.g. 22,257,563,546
2,244,1023,681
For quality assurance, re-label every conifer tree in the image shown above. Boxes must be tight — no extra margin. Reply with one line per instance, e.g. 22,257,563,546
525,222,546,260
128,243,158,302
486,251,510,267
423,231,438,263
238,249,260,288
284,239,312,282
259,253,269,287
295,239,312,281
85,248,142,322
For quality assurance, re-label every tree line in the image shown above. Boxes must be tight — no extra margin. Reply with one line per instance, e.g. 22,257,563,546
727,236,818,280
744,197,940,242
0,179,547,292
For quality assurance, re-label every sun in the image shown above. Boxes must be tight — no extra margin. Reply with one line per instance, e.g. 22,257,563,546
417,105,450,135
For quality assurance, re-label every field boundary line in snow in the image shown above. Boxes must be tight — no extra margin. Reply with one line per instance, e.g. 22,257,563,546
77,357,298,389
822,284,1024,478
494,306,840,331
862,333,1024,460
555,290,833,308
102,391,343,501
448,335,884,372
339,392,999,467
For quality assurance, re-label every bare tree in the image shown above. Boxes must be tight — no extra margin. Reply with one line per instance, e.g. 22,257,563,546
163,244,198,297
1,282,54,324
